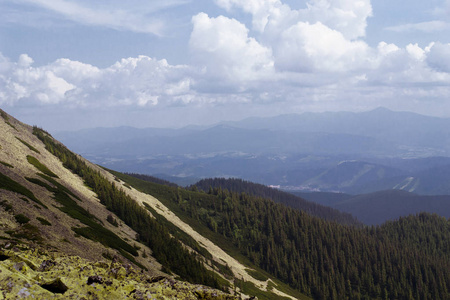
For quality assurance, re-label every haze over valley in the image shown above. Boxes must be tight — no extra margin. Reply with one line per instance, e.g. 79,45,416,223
56,108,450,195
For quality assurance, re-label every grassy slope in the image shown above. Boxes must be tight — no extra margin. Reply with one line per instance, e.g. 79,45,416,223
0,109,160,274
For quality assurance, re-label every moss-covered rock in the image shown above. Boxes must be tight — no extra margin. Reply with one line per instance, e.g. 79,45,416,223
0,243,239,299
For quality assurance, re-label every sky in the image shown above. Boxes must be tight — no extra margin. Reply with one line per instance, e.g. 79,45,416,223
1,0,450,132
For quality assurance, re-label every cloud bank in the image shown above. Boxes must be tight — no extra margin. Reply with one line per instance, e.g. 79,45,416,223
2,0,450,129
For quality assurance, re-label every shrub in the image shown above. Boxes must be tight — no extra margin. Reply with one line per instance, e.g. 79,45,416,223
15,214,30,224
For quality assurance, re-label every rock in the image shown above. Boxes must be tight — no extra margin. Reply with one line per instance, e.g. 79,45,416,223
38,259,56,272
0,243,240,299
13,262,26,272
40,278,68,294
17,287,30,298
87,275,103,285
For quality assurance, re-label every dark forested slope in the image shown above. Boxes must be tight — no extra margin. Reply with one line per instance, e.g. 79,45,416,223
193,177,360,226
118,173,450,300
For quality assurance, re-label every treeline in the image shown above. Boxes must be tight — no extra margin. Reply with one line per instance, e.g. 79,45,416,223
125,173,178,188
32,126,221,289
194,178,360,226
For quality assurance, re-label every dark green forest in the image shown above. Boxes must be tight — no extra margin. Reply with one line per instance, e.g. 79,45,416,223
194,177,360,226
123,174,450,300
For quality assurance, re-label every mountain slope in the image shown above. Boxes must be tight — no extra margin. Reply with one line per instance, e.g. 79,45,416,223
113,172,450,300
2,109,450,299
192,177,361,226
0,109,267,299
0,110,152,269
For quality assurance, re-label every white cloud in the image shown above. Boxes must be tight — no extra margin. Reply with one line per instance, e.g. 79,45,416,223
0,54,194,107
17,54,34,68
189,13,274,85
300,0,373,40
4,0,189,35
216,0,372,39
274,21,370,72
427,42,450,72
212,0,373,74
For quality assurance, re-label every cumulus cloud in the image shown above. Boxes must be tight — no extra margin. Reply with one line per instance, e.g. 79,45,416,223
274,21,370,72
427,42,450,72
0,54,194,108
189,13,274,86
216,0,372,39
210,0,373,74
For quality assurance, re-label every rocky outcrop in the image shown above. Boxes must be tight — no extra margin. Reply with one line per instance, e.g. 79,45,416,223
0,243,239,299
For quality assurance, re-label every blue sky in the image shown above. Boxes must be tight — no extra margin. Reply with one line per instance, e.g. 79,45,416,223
1,0,450,131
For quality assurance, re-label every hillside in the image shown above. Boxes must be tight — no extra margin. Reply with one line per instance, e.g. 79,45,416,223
192,177,361,226
0,109,280,299
115,173,450,299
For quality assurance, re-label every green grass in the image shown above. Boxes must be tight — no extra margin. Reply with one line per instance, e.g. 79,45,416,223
234,279,290,300
36,217,52,226
246,268,269,281
5,122,17,130
27,173,138,258
0,161,14,168
8,223,42,243
0,110,8,121
36,174,80,201
1,110,17,130
73,226,138,257
26,177,54,191
16,137,40,154
112,171,253,264
26,155,58,178
142,202,213,260
0,172,47,208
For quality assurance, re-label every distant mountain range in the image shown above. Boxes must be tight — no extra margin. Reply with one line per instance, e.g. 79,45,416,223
294,190,450,225
54,108,450,195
